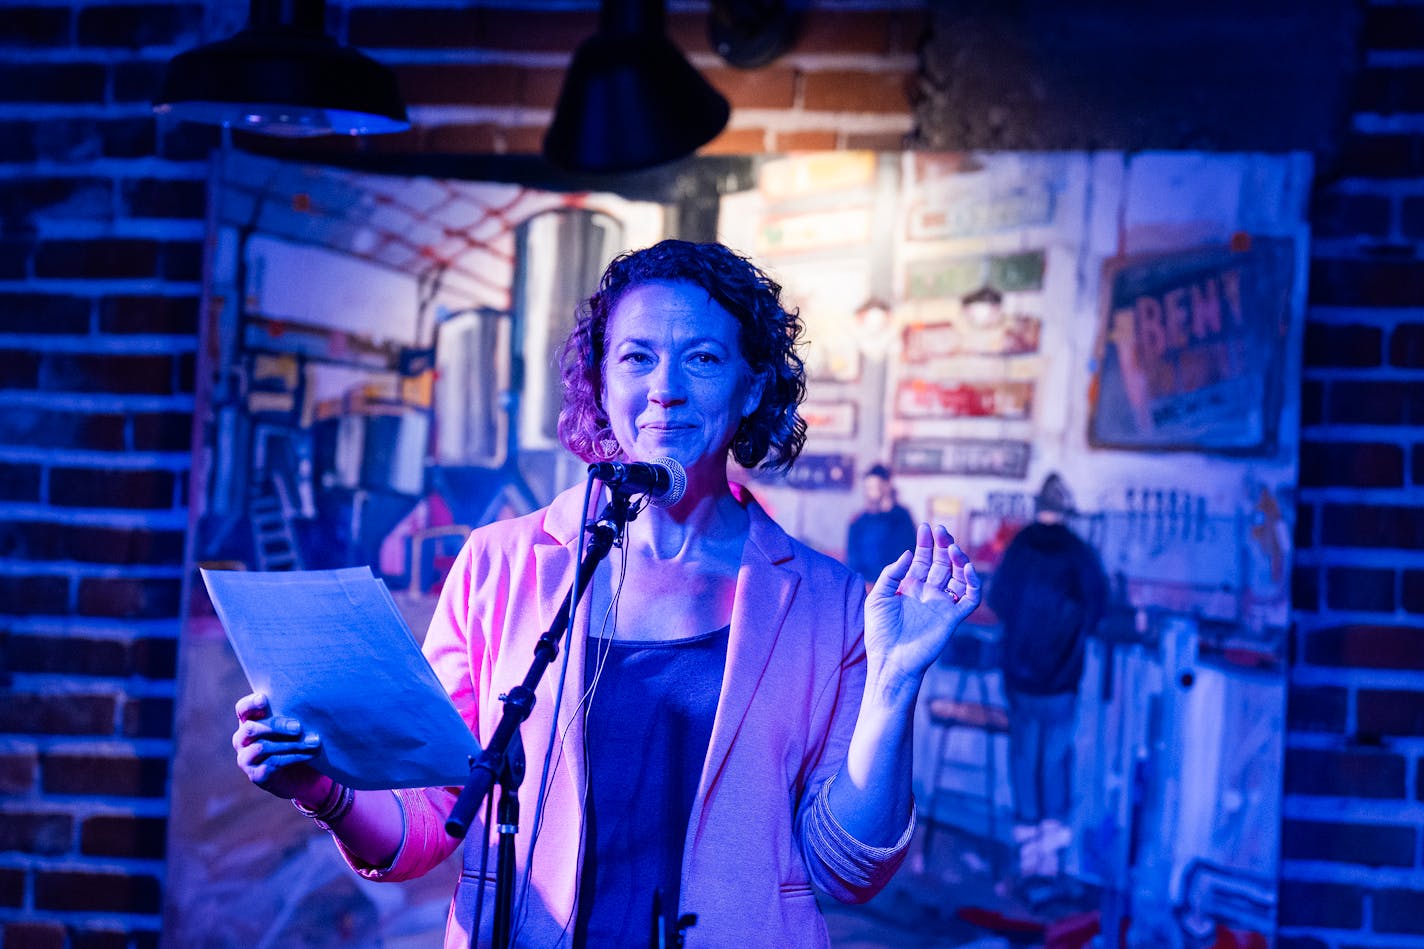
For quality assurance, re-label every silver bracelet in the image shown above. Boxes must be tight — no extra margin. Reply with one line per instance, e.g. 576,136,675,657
293,781,355,830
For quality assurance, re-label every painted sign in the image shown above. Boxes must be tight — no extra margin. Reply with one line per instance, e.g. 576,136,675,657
901,313,1042,360
1089,240,1294,453
890,437,1032,478
801,400,858,439
904,250,1047,300
747,451,855,491
894,378,1034,420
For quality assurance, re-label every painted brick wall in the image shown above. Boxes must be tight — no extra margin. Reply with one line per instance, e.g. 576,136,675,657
0,2,924,945
1279,2,1424,945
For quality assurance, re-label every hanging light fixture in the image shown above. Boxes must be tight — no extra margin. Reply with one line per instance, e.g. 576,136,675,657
543,0,730,174
153,0,409,138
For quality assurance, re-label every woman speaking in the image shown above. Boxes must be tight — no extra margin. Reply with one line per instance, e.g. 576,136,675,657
231,239,980,948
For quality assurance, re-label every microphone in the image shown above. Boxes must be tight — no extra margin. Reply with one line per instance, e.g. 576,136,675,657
587,456,687,507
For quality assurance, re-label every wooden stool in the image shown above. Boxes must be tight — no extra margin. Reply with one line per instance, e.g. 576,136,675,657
921,685,1010,873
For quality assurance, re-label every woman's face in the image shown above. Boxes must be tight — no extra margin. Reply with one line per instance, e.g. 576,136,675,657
601,280,764,475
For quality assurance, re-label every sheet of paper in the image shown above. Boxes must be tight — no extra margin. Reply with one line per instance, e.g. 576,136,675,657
201,566,480,789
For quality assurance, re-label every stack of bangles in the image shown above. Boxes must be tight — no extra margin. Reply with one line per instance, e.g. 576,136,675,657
292,781,356,831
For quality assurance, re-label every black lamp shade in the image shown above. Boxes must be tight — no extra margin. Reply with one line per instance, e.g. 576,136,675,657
543,30,730,173
154,23,409,138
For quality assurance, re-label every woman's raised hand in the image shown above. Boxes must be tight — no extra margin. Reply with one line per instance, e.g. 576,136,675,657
863,523,982,702
232,692,330,803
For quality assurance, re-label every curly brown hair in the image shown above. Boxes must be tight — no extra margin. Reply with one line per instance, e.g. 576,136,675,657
556,239,807,472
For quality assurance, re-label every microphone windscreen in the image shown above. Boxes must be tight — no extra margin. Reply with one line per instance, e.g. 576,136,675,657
650,457,686,507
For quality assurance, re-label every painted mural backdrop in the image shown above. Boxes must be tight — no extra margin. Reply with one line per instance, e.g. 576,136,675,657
169,150,1308,947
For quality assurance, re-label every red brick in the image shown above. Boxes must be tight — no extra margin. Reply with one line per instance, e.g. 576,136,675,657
0,409,125,451
1299,440,1404,488
77,4,202,48
1391,321,1424,367
476,9,596,52
422,124,501,153
1376,887,1424,935
121,178,207,220
0,238,31,279
0,575,69,615
801,68,915,113
1285,683,1345,733
34,869,161,914
0,693,114,735
1285,746,1406,798
393,64,522,107
1281,818,1415,867
162,240,203,281
1305,624,1424,670
0,811,72,855
0,178,112,229
132,636,177,679
1322,502,1424,549
41,354,175,395
131,411,194,451
1358,688,1424,737
122,696,173,739
1321,566,1356,620
1333,132,1424,178
7,635,128,677
350,5,481,48
498,126,545,155
1303,321,1383,368
42,752,167,797
1295,502,1315,549
1326,379,1424,425
1310,257,1424,308
1277,879,1365,928
1364,5,1424,51
0,64,105,103
1291,563,1319,612
50,467,175,510
795,10,900,55
0,461,41,501
80,815,166,859
2,921,66,949
773,130,839,151
1406,568,1424,613
844,130,911,151
1310,190,1391,239
34,238,159,279
76,577,182,619
0,293,91,333
111,60,166,104
1355,66,1424,114
0,349,40,387
702,126,768,154
77,525,185,567
0,749,37,793
703,66,797,110
0,407,126,450
0,867,23,907
520,67,567,111
0,8,70,45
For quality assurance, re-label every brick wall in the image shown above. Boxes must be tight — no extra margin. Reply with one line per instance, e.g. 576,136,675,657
8,2,1420,947
1280,3,1424,945
0,2,923,945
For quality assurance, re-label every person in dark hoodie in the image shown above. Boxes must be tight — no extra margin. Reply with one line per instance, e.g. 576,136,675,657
987,472,1107,881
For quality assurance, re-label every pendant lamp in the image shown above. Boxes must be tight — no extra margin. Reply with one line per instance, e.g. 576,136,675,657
543,0,730,174
153,0,409,138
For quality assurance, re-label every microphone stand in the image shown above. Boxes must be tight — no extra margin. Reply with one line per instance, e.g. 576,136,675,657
445,485,642,948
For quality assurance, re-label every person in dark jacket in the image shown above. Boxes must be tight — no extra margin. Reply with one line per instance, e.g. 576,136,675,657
987,472,1107,880
846,463,918,589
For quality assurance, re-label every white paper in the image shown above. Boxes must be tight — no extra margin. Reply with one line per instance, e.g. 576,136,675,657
201,566,480,789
